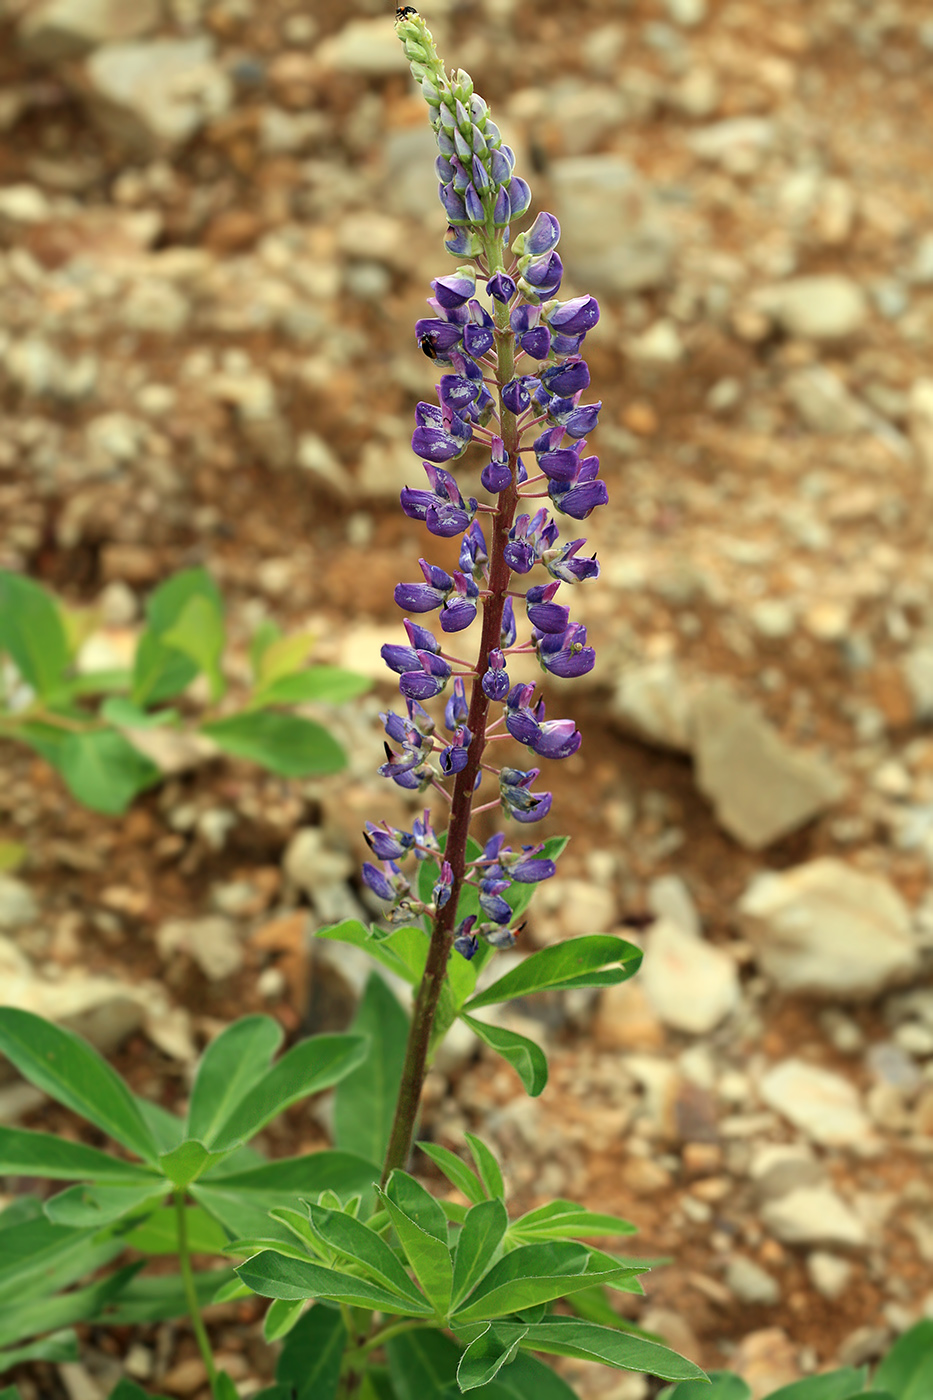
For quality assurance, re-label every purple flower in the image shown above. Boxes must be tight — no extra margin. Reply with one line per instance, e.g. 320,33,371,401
487,272,516,303
433,860,454,909
544,538,600,585
525,581,570,634
519,250,563,301
479,875,512,925
502,376,539,416
432,271,476,308
415,318,463,359
412,809,440,858
532,718,582,760
540,357,590,397
399,651,452,699
412,402,473,462
500,596,517,647
508,851,556,883
507,177,531,218
544,296,600,338
481,438,512,493
549,460,609,520
440,725,472,775
364,822,414,861
518,211,561,257
499,766,553,823
394,559,454,613
535,622,596,679
459,520,488,575
439,571,479,632
401,464,477,539
481,648,510,700
453,915,479,959
363,861,409,903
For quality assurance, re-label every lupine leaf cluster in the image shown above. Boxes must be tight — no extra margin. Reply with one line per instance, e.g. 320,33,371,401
0,566,367,812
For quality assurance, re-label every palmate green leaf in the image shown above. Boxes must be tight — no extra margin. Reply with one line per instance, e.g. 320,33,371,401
54,729,162,815
0,570,70,699
195,1152,378,1246
100,698,179,729
0,1388,23,1400
159,1139,230,1189
276,1304,347,1400
658,1373,751,1400
201,712,346,778
874,1319,933,1399
135,1096,186,1153
0,1328,79,1370
452,1241,590,1323
451,1198,508,1310
457,1323,528,1392
474,1351,581,1400
516,1316,705,1383
208,1032,368,1152
0,1009,158,1163
509,1200,637,1244
122,1206,229,1256
0,1127,161,1184
385,1328,460,1400
418,1142,487,1206
0,1263,142,1351
465,936,642,1012
255,629,312,686
44,1182,166,1229
187,1014,284,1146
162,594,226,703
0,1216,123,1307
359,1369,399,1400
381,1173,453,1316
253,666,371,708
334,974,408,1166
263,1297,306,1343
131,631,198,708
462,1014,547,1097
98,1269,235,1325
306,1202,427,1308
464,1134,504,1202
764,1373,869,1400
108,1380,173,1400
235,1250,433,1316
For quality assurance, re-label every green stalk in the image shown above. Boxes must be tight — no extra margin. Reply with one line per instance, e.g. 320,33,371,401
174,1189,218,1389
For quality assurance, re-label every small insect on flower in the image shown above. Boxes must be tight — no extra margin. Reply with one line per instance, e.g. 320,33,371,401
396,6,419,18
418,333,439,360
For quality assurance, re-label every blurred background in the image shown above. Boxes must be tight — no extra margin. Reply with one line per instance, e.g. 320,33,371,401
2,0,933,1393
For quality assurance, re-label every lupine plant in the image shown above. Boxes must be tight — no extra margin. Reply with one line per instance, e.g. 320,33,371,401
2,11,931,1400
0,566,368,813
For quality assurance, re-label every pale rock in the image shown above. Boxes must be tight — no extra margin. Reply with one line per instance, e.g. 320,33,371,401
542,85,629,157
383,125,444,222
807,1251,853,1300
902,643,933,720
119,279,191,334
283,828,354,899
738,858,919,998
731,1328,801,1396
550,156,675,294
84,38,233,153
908,378,933,484
785,365,871,434
750,1143,824,1202
639,918,740,1035
753,275,868,340
726,1255,780,1306
761,1185,868,1249
0,876,38,929
627,319,683,365
4,976,145,1056
0,183,52,222
535,878,618,943
759,1058,872,1148
18,0,160,62
611,657,694,752
357,431,420,499
750,599,796,639
692,683,845,849
647,873,700,937
156,916,243,981
593,978,665,1051
314,18,411,75
688,117,775,175
296,432,352,496
665,0,706,26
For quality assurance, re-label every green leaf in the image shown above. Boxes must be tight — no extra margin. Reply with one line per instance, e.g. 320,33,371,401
418,1142,487,1206
52,728,162,815
0,1216,123,1307
100,698,179,729
136,1097,186,1154
306,1202,427,1307
658,1373,750,1400
0,1388,23,1400
0,571,70,699
385,1328,460,1400
501,836,570,923
146,568,224,634
0,1263,143,1351
359,1369,399,1400
235,1251,433,1316
380,1174,453,1316
159,1140,230,1189
458,1323,528,1391
0,1009,158,1163
44,1181,166,1228
451,1198,508,1310
334,974,408,1166
477,1351,581,1400
452,1241,590,1323
98,1269,235,1326
263,1298,306,1342
256,630,314,686
0,1127,161,1183
465,936,642,1012
108,1380,173,1400
276,1304,348,1400
208,1033,368,1152
762,1375,869,1400
253,666,371,708
464,1134,504,1202
122,1206,229,1256
163,593,226,702
214,1378,240,1400
518,1316,705,1383
131,631,198,708
0,1329,79,1370
874,1320,933,1399
195,1151,379,1241
462,1014,548,1097
509,1200,637,1244
67,669,133,698
316,920,425,987
187,1014,284,1147
201,711,346,778
250,619,282,676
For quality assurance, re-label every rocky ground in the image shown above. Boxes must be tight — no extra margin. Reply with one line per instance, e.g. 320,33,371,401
2,0,933,1396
